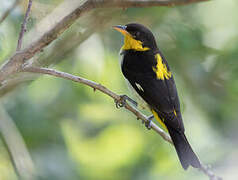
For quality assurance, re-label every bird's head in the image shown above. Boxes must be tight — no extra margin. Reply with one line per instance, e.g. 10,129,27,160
113,23,157,52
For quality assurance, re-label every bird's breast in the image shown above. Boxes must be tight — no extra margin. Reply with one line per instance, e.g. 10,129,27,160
120,50,156,76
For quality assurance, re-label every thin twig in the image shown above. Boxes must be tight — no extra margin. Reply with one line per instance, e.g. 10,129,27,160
200,165,222,180
22,66,222,180
16,0,33,51
23,66,172,143
0,0,20,25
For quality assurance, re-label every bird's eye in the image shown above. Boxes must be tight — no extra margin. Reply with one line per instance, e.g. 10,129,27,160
131,32,136,38
132,31,140,39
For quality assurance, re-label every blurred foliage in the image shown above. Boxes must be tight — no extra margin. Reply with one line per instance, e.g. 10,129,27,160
0,0,238,179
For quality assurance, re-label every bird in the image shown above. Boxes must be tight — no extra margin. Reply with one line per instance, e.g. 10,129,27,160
113,23,201,170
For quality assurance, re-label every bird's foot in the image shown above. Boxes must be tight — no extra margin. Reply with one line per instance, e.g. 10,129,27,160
142,115,154,130
115,95,137,108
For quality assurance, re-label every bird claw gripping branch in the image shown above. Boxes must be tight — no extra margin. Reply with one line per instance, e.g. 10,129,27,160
115,95,137,108
141,115,153,130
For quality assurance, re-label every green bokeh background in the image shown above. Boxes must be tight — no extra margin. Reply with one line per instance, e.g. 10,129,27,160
0,0,237,179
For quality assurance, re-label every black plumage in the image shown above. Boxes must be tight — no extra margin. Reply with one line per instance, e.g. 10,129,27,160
115,23,200,170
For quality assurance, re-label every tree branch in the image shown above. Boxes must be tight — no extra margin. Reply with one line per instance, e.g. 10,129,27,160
0,11,118,97
0,0,93,83
0,0,20,25
22,66,221,180
0,104,36,179
23,66,172,143
91,0,210,8
0,0,209,84
16,0,33,51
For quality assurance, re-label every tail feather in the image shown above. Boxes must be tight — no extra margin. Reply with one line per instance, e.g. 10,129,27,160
167,127,201,170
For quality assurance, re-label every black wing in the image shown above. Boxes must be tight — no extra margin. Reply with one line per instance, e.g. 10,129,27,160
121,52,184,132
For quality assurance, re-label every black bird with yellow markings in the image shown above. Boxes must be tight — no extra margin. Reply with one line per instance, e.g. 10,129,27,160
113,23,200,170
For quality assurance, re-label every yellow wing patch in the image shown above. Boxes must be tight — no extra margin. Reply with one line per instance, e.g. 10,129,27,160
152,54,172,80
122,34,150,51
151,109,168,131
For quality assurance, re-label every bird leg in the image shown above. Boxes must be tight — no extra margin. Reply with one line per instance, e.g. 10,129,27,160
115,95,137,108
115,95,152,130
141,115,154,130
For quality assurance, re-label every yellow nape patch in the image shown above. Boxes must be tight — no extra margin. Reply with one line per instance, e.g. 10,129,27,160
152,54,172,80
151,109,168,131
122,34,150,51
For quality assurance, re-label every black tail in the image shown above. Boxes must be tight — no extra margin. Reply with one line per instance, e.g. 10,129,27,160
167,127,201,170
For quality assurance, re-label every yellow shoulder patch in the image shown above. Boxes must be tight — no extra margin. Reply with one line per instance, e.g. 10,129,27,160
152,54,172,80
